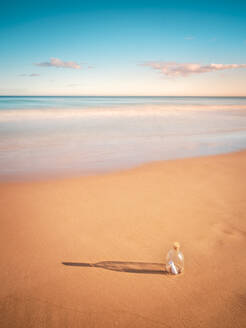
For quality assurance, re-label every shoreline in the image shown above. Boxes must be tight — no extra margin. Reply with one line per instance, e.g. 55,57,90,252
0,148,246,184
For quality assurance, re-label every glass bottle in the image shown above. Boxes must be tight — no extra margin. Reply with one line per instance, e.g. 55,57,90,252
166,242,184,274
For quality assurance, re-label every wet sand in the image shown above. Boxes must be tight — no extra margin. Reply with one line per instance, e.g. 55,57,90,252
0,151,246,327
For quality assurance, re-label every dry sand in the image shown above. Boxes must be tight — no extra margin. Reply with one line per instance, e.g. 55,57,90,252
0,151,246,328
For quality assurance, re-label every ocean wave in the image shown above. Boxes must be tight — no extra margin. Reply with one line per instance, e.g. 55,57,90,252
1,104,246,122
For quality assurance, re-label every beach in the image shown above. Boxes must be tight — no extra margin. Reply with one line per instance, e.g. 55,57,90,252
2,0,246,326
0,150,246,328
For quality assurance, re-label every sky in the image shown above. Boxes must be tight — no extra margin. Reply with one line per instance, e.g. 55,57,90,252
0,0,246,96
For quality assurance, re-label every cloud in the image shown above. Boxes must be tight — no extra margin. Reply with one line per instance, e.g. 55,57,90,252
18,73,40,77
35,57,81,69
141,61,246,77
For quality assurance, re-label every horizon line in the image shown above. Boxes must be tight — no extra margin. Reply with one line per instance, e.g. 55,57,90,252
1,95,246,98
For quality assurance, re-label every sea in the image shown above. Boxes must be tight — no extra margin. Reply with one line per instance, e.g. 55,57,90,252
0,96,246,180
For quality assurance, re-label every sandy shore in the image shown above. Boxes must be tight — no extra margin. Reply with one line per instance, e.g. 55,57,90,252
0,151,246,327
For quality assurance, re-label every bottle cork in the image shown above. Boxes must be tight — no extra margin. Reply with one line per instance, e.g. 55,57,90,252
173,242,180,251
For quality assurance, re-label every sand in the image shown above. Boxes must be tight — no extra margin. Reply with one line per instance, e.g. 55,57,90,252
0,151,246,328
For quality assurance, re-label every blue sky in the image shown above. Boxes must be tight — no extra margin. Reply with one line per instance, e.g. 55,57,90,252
1,0,246,95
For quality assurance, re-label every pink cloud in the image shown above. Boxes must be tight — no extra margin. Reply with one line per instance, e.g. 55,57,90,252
35,57,81,69
141,61,246,77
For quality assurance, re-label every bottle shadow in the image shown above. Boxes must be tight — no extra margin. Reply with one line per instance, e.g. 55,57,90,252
62,261,168,275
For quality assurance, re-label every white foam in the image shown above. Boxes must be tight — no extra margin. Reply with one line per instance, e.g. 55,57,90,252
1,104,246,122
1,103,246,180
